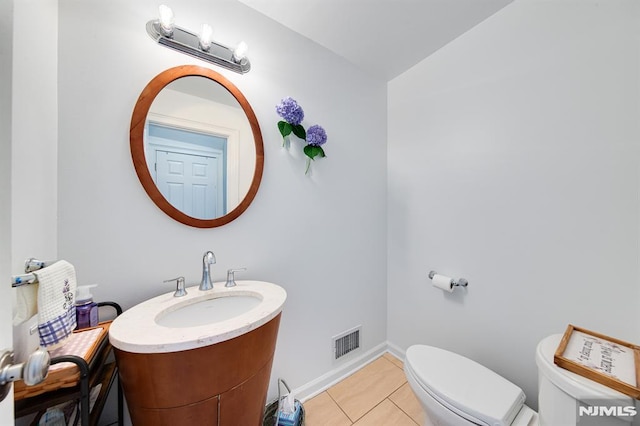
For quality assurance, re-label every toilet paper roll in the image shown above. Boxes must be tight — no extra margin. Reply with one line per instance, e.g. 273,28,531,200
432,274,454,293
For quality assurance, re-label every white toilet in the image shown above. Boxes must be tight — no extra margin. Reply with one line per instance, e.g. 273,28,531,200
405,334,636,426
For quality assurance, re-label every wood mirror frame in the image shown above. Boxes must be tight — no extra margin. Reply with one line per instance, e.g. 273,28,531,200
130,65,264,228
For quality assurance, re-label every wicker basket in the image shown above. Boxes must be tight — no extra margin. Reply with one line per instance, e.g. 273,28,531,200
13,323,110,400
263,379,305,426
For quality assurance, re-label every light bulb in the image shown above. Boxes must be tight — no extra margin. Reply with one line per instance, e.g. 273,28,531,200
158,5,174,37
233,41,248,62
199,24,213,51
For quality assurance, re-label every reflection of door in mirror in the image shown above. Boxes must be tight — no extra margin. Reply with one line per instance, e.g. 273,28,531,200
147,123,227,219
130,66,264,228
145,76,255,220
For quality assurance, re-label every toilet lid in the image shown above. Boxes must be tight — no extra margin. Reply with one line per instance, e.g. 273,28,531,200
406,345,526,426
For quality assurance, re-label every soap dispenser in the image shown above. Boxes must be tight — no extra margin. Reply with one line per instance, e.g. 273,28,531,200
75,285,98,330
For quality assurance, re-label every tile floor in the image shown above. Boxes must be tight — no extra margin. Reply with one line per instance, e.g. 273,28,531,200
303,353,428,426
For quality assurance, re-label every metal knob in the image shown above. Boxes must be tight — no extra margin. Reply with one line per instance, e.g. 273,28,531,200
0,348,50,402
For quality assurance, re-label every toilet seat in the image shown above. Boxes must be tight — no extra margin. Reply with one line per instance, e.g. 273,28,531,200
406,345,526,426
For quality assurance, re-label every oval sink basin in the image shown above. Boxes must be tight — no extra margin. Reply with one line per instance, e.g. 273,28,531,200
109,280,286,353
156,294,262,328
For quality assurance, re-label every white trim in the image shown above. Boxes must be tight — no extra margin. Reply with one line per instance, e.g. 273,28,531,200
386,341,407,362
293,341,391,402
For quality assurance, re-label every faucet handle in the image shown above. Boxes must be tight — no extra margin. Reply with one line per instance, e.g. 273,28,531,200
225,268,247,288
164,276,187,297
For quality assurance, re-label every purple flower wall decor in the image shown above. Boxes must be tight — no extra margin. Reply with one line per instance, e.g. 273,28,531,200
303,125,327,174
276,97,328,174
276,97,304,126
305,125,327,146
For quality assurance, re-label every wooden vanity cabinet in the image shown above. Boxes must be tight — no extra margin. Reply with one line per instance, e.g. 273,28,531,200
114,314,281,425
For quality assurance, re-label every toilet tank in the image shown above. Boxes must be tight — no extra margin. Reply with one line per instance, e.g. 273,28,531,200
536,334,637,426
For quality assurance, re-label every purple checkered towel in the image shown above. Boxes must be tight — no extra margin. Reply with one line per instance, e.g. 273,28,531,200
34,260,77,349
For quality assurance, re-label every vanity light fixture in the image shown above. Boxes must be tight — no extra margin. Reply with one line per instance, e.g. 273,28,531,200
146,5,251,74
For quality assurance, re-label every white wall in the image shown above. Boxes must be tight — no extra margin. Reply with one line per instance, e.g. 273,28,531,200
7,0,58,422
0,0,13,421
56,0,387,422
11,0,58,271
388,0,640,410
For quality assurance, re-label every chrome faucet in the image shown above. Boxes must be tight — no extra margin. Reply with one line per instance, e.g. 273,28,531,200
199,251,216,291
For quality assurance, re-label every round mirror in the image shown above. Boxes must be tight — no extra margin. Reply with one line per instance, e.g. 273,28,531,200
130,65,264,228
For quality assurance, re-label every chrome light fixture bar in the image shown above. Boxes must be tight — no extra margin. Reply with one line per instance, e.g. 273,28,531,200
146,6,250,74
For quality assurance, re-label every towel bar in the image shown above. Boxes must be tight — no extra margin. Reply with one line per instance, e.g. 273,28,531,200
24,258,54,272
11,274,37,287
11,258,56,287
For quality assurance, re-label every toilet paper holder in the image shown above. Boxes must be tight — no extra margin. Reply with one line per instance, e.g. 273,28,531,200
428,270,468,288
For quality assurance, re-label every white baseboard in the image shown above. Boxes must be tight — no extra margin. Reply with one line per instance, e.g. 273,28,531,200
293,341,404,403
386,341,406,361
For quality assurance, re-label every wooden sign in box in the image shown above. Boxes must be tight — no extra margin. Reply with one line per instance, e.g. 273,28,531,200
554,324,640,399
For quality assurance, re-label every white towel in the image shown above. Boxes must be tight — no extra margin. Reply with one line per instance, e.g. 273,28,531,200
34,260,77,349
12,283,38,326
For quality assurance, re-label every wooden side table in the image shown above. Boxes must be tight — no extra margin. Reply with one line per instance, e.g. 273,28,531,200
14,302,123,426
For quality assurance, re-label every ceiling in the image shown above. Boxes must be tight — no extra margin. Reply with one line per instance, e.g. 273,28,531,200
238,0,513,81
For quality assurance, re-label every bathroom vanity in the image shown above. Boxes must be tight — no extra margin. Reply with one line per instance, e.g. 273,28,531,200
115,315,280,424
109,281,286,425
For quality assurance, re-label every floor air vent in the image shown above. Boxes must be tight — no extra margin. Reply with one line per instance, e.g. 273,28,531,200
333,326,361,360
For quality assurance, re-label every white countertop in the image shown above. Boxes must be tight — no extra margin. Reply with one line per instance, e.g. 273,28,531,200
108,280,287,354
